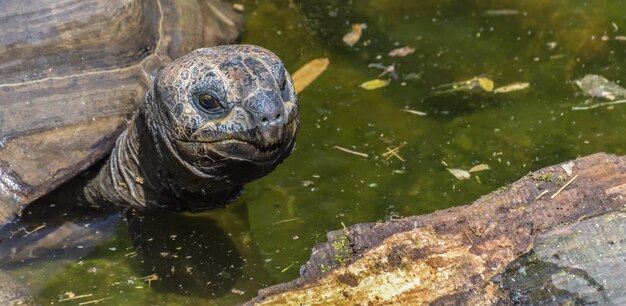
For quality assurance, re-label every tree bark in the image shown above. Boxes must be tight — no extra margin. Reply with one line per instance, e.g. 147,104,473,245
247,153,626,305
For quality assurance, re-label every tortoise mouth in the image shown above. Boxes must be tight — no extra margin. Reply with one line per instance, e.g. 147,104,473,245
178,118,298,163
210,139,283,154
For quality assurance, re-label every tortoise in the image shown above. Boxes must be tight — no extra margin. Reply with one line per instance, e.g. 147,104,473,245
0,0,300,302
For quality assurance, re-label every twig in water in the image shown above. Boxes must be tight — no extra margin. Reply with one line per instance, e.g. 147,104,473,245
382,146,405,162
402,109,427,116
333,146,369,158
24,224,46,237
78,297,112,305
281,263,295,273
137,273,159,288
551,175,579,199
272,217,301,225
572,99,626,110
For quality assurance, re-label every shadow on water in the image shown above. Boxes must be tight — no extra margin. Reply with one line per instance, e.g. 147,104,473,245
125,208,245,298
0,189,263,302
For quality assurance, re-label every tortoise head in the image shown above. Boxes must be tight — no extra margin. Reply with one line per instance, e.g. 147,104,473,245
143,45,299,190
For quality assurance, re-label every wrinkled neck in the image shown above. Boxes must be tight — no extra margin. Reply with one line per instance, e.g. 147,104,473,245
82,112,243,210
82,120,150,208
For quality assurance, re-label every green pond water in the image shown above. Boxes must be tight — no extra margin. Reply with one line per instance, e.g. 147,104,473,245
4,0,626,305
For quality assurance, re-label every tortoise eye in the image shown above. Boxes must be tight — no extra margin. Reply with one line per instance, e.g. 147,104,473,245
197,94,222,113
280,78,287,91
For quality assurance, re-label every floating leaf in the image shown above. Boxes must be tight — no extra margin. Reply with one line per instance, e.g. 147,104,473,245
447,168,471,180
494,82,530,93
388,46,415,57
478,77,494,92
291,58,330,94
359,79,389,90
343,23,365,47
468,164,490,173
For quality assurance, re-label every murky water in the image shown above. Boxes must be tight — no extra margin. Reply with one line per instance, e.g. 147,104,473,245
3,0,626,304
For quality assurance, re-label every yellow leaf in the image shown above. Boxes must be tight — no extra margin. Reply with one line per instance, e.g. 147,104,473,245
494,82,530,93
291,58,330,94
343,23,365,47
447,168,471,180
359,79,390,90
478,77,494,92
468,164,490,173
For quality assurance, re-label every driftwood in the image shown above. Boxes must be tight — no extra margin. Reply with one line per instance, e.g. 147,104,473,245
248,153,626,305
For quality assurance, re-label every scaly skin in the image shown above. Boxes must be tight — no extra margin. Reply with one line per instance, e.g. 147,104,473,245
82,45,299,211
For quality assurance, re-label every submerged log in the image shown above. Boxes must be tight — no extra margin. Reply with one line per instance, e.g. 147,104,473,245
247,153,626,305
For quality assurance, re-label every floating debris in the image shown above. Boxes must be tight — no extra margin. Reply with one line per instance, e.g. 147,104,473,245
231,288,246,295
494,82,529,94
281,263,295,273
78,297,113,305
343,23,366,47
388,46,415,57
546,41,558,50
291,58,330,94
433,76,494,95
272,217,301,225
468,164,490,173
333,145,369,158
59,293,93,302
571,99,626,111
359,79,390,90
403,73,422,80
484,9,519,16
368,63,399,79
402,109,427,116
24,223,46,236
447,168,471,180
382,146,405,162
575,74,626,100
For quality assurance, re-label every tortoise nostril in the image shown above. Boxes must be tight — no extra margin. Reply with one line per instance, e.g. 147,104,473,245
260,117,270,126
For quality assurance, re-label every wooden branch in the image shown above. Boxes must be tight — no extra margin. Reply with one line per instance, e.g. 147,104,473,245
247,153,626,305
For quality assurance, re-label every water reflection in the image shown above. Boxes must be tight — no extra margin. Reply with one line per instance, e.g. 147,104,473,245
126,209,245,297
0,197,268,303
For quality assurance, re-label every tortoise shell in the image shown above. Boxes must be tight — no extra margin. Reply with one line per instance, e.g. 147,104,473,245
0,0,243,223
